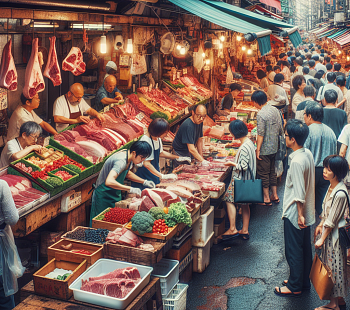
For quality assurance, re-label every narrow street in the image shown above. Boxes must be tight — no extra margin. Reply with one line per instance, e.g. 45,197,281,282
187,177,350,310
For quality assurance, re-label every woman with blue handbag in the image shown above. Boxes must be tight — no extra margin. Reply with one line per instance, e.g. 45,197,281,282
219,120,256,241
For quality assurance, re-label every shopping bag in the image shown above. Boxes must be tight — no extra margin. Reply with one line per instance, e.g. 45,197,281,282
337,189,350,248
275,135,286,161
309,254,334,300
0,224,25,296
234,165,264,204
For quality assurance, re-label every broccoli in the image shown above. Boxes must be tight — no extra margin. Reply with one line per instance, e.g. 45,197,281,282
150,111,169,121
168,202,192,227
130,211,155,235
64,164,81,174
46,177,63,188
148,207,166,220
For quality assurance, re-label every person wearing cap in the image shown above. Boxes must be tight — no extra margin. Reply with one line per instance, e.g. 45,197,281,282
95,75,123,112
220,83,242,112
267,73,290,106
104,61,118,80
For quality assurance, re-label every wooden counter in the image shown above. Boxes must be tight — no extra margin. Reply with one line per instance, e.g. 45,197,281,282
18,277,162,310
12,174,98,237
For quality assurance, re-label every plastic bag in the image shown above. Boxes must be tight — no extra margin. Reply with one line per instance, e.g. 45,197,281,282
275,160,283,178
0,225,25,297
193,46,205,73
130,54,147,75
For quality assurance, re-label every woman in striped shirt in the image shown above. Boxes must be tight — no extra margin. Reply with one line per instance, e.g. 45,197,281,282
220,120,256,241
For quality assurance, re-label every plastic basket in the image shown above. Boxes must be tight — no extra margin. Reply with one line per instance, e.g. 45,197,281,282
151,258,179,297
163,283,189,310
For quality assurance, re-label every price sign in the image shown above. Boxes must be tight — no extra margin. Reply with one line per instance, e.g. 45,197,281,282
43,136,50,147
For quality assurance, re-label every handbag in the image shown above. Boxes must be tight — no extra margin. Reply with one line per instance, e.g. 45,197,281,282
234,164,264,204
275,134,286,161
336,189,350,248
309,253,334,300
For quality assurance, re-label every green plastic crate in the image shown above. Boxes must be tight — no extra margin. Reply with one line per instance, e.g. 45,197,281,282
10,158,40,178
48,166,79,190
36,176,65,197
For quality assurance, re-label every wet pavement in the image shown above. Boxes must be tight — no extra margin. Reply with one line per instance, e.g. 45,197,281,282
187,176,350,310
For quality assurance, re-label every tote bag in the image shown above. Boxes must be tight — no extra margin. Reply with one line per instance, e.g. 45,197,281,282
336,189,350,248
234,164,264,204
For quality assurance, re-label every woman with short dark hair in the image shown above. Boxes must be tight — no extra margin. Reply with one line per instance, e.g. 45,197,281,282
292,75,306,113
131,118,182,190
0,121,43,168
314,155,349,310
257,70,269,91
220,120,256,240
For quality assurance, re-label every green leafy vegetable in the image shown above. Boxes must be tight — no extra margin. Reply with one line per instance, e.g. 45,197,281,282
130,211,155,235
150,111,169,121
168,202,192,227
45,177,63,188
64,164,81,174
148,207,166,220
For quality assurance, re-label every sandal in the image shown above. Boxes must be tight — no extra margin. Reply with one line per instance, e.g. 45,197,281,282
257,201,273,206
270,197,280,203
274,287,302,297
239,233,250,240
221,233,240,241
282,280,311,290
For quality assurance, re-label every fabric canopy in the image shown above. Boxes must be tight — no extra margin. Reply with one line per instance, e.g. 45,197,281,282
259,0,282,12
202,0,292,29
249,5,283,20
169,0,272,55
289,31,302,47
328,28,348,39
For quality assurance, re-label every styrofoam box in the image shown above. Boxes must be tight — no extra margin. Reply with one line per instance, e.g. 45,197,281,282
192,206,214,247
151,258,179,297
193,231,214,273
69,259,153,310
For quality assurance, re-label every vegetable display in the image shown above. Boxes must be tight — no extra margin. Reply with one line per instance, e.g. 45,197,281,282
167,202,192,227
103,207,137,225
64,164,82,174
56,273,71,281
65,227,109,244
152,219,168,234
148,207,167,220
130,211,155,235
45,177,63,188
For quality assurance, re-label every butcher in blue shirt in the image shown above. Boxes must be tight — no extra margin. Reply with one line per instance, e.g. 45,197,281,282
95,75,123,112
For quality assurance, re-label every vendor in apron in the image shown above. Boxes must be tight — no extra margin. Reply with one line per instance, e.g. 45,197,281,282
90,141,155,225
53,83,104,132
131,118,183,190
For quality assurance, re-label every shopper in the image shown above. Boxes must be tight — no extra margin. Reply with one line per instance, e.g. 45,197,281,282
314,55,327,73
266,74,289,106
322,89,347,140
334,63,345,77
324,63,333,81
295,85,316,121
338,124,350,185
302,67,313,84
308,60,317,77
257,70,269,91
281,61,291,83
252,90,283,206
275,119,315,297
220,83,242,112
131,118,183,190
316,72,344,104
291,57,303,80
342,87,350,123
273,66,281,74
314,155,349,310
90,140,155,225
304,102,337,216
220,120,256,241
291,75,306,113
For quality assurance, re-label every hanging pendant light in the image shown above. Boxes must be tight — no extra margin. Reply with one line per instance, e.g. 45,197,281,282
126,39,133,54
100,17,106,54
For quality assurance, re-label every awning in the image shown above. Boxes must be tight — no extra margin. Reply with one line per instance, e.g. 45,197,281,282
249,5,284,20
169,0,272,55
259,0,282,12
202,0,292,29
328,28,348,39
287,28,302,47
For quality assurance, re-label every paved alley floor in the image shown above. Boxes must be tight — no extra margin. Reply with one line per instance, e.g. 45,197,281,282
186,177,350,310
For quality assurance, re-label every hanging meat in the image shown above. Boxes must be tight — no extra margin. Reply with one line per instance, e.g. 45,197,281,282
62,47,86,76
0,39,18,91
44,36,62,86
23,38,45,99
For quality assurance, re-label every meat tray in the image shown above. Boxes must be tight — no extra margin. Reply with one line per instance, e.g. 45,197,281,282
69,259,153,309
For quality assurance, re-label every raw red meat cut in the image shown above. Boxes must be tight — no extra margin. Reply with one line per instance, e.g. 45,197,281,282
44,36,61,86
141,189,163,208
81,278,137,298
62,47,86,76
88,267,141,283
23,38,45,99
165,186,193,199
118,229,142,247
151,189,177,201
174,180,201,192
0,39,17,91
87,131,116,152
139,196,155,212
128,94,154,117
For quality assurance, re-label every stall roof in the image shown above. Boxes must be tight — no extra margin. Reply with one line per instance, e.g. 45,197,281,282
247,5,284,20
202,0,291,28
258,0,282,12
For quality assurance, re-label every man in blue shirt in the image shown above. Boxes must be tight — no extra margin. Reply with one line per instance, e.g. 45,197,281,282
95,75,123,112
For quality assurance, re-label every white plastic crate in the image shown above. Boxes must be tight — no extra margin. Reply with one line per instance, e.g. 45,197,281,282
192,206,214,247
151,258,179,297
163,283,189,310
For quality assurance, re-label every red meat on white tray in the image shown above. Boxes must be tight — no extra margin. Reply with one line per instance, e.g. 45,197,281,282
44,36,62,86
62,47,86,76
23,38,45,99
0,39,17,91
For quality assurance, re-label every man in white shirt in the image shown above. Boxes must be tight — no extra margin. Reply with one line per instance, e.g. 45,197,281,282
275,119,315,297
313,55,327,73
316,72,343,104
302,67,313,84
266,73,290,106
6,93,57,141
53,83,104,132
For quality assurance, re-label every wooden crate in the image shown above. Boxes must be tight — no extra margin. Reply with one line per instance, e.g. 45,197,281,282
47,239,103,267
61,226,110,246
104,240,165,266
202,185,225,199
124,222,178,242
33,258,87,300
166,237,192,261
200,195,210,214
51,202,87,232
91,208,126,231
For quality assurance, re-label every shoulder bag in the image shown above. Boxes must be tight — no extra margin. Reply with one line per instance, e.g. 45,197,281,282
234,163,264,204
275,111,286,161
336,189,350,248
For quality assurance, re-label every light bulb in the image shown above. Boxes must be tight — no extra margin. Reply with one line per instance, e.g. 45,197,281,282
247,49,252,55
237,36,242,41
205,59,210,65
100,35,107,54
126,39,133,54
177,44,181,50
347,56,350,61
242,46,246,51
339,50,342,54
180,47,186,55
219,43,223,49
202,52,206,58
220,35,225,42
